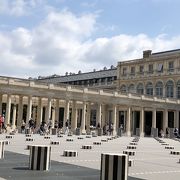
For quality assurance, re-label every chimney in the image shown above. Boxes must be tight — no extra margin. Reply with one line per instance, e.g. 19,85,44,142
143,50,152,58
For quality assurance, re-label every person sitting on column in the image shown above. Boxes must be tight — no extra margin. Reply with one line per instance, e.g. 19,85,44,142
29,118,35,133
174,127,179,137
65,120,69,135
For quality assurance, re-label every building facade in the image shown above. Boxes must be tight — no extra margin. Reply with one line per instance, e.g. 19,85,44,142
0,49,180,137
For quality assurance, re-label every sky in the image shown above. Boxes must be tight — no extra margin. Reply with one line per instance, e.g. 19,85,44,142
1,0,180,78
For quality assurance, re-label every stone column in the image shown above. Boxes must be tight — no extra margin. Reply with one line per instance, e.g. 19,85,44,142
51,107,55,128
101,104,106,128
55,99,59,123
0,94,2,114
37,98,43,127
12,104,17,129
140,107,144,137
81,102,86,134
86,102,91,132
63,100,70,129
126,107,131,136
45,98,51,123
112,105,117,135
26,96,32,124
5,94,11,125
97,103,102,127
152,108,156,128
17,96,23,129
32,106,36,122
71,101,77,132
163,109,168,133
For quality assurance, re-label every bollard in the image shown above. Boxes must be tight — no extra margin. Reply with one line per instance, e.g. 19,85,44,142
29,145,51,171
100,153,128,180
51,128,57,135
0,141,5,159
25,128,31,134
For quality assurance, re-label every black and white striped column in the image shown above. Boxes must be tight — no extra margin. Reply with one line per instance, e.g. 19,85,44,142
0,141,5,159
100,153,128,180
29,145,51,171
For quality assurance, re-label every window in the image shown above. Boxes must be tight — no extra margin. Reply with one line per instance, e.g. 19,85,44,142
157,63,163,72
148,64,153,73
177,81,180,98
137,83,144,94
120,85,127,93
155,81,163,96
122,67,127,76
130,67,135,75
168,61,174,72
129,84,135,93
146,82,153,95
166,80,174,98
139,65,144,74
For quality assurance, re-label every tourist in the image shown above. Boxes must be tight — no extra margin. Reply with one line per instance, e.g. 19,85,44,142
64,120,69,135
21,120,26,133
160,129,164,138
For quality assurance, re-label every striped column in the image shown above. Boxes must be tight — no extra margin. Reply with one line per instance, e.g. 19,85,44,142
29,145,51,171
100,153,128,180
0,141,5,159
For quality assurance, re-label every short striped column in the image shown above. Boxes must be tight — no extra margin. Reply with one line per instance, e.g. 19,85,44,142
29,145,51,171
26,138,34,142
44,136,51,139
82,145,92,149
26,134,31,137
63,150,78,157
100,153,128,180
50,141,60,145
25,128,31,134
93,142,101,145
6,135,13,139
51,128,57,135
0,141,5,159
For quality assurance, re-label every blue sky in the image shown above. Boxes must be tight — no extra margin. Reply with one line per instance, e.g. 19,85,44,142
0,0,180,78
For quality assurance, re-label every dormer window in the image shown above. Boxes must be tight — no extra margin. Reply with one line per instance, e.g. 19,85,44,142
122,67,127,76
168,61,174,72
139,65,144,74
157,63,163,72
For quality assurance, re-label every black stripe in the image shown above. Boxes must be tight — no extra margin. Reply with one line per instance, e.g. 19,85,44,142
113,155,118,180
121,155,126,180
105,154,109,180
43,147,48,170
37,147,41,170
100,154,103,180
31,146,35,170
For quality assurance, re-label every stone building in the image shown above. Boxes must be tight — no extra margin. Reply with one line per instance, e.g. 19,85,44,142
0,49,180,137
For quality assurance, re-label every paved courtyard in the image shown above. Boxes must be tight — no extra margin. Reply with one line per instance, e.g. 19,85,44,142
1,133,180,180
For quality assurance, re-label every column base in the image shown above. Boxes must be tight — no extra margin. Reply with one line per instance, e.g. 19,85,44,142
140,132,144,137
81,129,86,135
126,131,131,137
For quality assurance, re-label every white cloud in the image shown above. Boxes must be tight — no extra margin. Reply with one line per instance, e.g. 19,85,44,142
0,0,44,16
1,9,180,78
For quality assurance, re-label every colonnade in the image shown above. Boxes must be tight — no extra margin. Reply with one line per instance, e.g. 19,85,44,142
0,93,179,136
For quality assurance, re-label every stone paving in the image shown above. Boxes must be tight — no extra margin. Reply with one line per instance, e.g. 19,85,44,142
1,133,180,180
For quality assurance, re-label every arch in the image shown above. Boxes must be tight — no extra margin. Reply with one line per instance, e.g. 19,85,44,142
137,83,144,95
166,80,174,98
128,84,135,93
120,84,127,93
146,82,153,95
155,81,163,97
